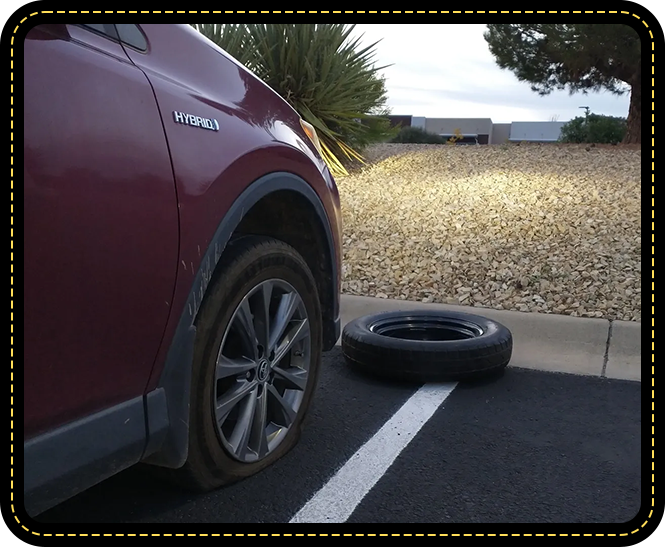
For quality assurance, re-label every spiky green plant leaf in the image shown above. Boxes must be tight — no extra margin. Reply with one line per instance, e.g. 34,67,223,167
191,23,393,176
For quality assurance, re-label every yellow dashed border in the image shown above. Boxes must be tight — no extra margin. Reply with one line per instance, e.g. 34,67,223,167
10,10,654,538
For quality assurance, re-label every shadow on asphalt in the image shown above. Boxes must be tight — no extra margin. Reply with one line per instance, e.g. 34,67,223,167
341,360,508,389
34,465,200,524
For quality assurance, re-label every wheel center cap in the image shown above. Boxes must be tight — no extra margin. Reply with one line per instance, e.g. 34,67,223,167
257,359,270,382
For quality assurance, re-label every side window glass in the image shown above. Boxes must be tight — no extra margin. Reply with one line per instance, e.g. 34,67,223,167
81,24,119,40
116,24,148,52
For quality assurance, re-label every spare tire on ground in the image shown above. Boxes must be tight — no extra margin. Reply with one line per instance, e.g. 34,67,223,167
341,309,513,382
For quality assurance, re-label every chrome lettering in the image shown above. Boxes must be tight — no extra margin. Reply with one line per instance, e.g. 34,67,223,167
172,111,220,131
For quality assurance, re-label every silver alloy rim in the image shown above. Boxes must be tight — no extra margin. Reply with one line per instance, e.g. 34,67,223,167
213,279,311,463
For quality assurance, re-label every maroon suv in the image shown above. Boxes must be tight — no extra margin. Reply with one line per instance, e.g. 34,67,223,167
24,23,342,516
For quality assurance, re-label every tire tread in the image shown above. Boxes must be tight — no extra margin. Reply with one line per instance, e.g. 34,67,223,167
341,310,513,382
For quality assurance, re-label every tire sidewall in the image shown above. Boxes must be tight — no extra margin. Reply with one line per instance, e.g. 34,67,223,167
344,309,510,353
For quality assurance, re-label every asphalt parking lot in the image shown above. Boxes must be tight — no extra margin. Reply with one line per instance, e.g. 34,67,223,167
36,345,641,525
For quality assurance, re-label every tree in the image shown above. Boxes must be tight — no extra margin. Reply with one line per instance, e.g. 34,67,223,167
191,24,392,175
484,24,641,144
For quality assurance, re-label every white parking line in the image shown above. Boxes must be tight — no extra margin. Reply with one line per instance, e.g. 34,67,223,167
289,382,458,523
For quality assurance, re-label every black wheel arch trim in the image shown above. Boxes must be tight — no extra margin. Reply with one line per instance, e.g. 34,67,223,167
142,171,341,469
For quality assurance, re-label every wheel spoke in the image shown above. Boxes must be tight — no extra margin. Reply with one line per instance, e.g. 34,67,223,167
227,386,258,456
215,279,309,464
216,380,256,425
268,291,299,352
272,366,308,391
216,355,256,380
272,318,310,365
234,299,259,359
248,386,269,459
250,281,272,353
267,384,297,427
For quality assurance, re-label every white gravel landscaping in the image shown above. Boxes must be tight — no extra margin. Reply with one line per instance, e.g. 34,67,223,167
337,143,642,322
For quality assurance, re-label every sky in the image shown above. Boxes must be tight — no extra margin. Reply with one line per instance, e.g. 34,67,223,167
350,7,661,123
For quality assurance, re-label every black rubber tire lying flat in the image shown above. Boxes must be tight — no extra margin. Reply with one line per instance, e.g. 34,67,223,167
341,309,513,382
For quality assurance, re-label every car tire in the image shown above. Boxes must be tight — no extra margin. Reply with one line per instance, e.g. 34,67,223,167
341,309,512,382
170,235,323,492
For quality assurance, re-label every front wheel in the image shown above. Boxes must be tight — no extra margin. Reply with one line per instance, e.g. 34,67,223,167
173,235,323,491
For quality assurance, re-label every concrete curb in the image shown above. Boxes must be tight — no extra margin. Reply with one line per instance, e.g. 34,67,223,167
338,295,642,381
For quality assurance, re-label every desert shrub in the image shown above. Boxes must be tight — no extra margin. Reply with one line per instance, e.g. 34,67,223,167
559,114,627,144
390,126,447,144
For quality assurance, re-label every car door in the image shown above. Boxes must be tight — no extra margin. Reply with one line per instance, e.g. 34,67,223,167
23,24,179,439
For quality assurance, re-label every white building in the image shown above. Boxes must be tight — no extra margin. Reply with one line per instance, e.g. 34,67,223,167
509,121,566,142
388,116,566,144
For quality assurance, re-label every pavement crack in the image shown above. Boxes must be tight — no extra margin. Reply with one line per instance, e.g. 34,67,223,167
601,320,614,377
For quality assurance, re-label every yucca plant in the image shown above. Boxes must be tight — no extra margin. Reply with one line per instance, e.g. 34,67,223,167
191,23,392,176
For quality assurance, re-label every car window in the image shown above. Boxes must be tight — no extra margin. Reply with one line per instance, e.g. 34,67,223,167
116,24,148,52
79,24,147,52
81,24,119,41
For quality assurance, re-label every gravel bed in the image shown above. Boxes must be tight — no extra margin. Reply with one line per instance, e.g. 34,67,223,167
338,143,642,322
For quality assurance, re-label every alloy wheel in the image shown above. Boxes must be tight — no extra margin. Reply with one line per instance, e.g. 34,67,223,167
213,279,311,463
